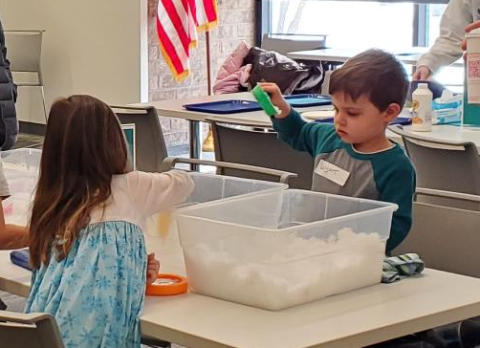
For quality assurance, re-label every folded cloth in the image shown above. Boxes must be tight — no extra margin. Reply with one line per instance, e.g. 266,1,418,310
213,64,252,95
382,253,425,283
10,249,32,271
213,40,251,95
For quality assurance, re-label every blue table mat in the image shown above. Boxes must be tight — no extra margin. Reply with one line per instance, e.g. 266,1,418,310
183,94,332,115
285,94,332,107
315,116,412,126
183,100,262,114
10,249,32,271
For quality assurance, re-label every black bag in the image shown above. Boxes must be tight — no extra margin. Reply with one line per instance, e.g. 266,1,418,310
243,47,324,95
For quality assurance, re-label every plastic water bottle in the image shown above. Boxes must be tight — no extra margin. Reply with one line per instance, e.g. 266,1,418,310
411,83,432,132
463,28,480,126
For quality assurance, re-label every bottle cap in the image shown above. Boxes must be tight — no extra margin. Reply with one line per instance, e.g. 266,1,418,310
418,83,429,89
146,273,188,296
252,85,278,117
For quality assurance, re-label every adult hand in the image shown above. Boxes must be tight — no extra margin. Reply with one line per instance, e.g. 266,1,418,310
412,66,431,81
462,21,480,55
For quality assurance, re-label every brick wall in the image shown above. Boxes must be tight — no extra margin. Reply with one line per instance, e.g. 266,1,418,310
148,0,255,147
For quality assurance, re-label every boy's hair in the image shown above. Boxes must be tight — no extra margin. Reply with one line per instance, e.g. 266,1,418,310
329,49,409,111
29,95,129,269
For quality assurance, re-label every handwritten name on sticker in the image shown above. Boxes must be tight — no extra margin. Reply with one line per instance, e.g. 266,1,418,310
315,160,350,186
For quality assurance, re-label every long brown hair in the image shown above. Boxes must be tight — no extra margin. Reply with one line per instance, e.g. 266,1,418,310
29,95,129,269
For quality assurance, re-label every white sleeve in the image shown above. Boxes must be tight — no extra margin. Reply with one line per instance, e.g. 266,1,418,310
127,170,194,218
0,159,10,199
417,0,473,74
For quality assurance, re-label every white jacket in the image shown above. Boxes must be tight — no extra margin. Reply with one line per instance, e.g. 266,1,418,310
417,0,480,73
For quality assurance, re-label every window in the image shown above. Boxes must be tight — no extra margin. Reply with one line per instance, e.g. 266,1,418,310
260,0,463,89
269,1,414,50
425,3,463,90
427,3,447,46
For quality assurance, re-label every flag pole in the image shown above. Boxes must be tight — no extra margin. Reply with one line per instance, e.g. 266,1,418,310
203,30,215,151
206,30,212,96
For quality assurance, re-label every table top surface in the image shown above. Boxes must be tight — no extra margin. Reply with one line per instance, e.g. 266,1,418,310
3,250,480,348
132,92,332,125
134,93,480,150
141,268,480,348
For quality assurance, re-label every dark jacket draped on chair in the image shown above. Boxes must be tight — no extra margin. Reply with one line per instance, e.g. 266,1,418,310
0,19,18,150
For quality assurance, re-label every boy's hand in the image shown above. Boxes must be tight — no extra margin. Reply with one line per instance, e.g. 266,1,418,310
258,82,291,119
146,253,160,284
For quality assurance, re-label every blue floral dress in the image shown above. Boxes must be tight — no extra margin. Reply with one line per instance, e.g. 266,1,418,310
24,170,194,348
25,222,147,348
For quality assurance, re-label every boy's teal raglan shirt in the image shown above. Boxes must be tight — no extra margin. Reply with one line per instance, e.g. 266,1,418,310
272,109,416,252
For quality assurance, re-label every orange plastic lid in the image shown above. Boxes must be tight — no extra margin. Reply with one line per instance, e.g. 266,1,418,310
146,273,188,296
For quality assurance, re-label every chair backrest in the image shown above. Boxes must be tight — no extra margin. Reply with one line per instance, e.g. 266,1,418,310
393,190,480,278
4,30,43,77
111,105,168,173
211,121,314,189
261,33,326,56
0,311,65,348
389,125,480,208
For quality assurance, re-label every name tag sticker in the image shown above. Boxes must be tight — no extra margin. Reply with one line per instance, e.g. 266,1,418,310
315,160,350,187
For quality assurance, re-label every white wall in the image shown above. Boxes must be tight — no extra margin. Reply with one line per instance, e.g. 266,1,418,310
1,0,148,124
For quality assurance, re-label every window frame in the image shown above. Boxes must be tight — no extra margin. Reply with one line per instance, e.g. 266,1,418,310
255,0,447,47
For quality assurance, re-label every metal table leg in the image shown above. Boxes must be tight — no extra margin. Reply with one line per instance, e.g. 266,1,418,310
189,120,201,171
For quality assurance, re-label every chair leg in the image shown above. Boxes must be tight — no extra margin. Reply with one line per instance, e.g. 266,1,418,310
40,85,48,122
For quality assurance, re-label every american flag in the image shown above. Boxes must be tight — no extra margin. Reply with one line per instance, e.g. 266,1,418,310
156,0,218,81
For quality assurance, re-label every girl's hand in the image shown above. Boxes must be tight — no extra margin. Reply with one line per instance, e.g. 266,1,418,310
258,82,291,119
146,253,160,284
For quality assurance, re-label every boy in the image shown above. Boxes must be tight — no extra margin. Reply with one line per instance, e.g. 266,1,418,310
261,49,416,253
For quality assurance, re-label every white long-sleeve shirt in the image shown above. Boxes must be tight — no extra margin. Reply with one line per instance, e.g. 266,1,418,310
417,0,480,74
90,170,194,232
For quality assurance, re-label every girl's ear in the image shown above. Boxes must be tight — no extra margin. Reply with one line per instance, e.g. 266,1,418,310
384,103,401,123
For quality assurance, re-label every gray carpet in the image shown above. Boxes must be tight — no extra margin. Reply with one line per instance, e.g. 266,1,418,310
12,133,44,149
0,290,25,312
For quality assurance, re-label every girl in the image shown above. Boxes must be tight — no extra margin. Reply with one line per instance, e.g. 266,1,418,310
25,95,194,348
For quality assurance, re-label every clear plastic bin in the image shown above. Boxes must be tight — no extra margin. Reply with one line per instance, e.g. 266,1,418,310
1,149,41,225
145,172,287,273
177,189,397,310
1,148,41,180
